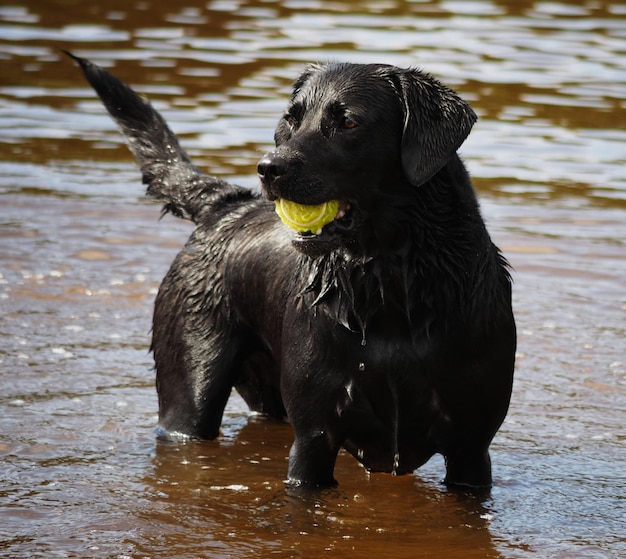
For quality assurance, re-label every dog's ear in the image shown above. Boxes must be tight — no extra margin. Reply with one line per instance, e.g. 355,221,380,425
392,69,477,186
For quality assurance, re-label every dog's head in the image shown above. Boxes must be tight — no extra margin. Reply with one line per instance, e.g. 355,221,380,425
258,63,476,256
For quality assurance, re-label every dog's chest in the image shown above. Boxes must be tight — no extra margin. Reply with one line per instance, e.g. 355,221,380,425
333,326,438,411
331,332,443,471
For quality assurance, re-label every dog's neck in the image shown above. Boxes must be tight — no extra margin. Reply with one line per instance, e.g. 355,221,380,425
297,239,450,346
297,161,505,345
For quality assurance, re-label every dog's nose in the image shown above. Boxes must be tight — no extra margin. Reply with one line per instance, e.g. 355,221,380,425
257,154,287,190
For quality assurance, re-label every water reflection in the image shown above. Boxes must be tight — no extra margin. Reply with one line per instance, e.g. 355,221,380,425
139,416,505,559
1,0,625,204
1,0,625,558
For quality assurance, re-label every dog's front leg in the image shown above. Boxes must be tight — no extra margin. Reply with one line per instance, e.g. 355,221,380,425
281,359,342,486
443,445,493,489
286,428,340,487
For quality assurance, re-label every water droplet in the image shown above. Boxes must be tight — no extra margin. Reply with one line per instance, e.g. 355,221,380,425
392,452,400,475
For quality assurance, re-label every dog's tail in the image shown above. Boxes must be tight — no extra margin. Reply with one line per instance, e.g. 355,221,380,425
66,52,251,223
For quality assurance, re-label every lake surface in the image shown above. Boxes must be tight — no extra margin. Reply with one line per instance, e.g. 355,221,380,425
1,1,625,557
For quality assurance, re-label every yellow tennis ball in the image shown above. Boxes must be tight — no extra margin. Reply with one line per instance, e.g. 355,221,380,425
275,199,340,233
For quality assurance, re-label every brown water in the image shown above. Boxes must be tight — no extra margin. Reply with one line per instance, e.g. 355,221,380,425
1,1,625,557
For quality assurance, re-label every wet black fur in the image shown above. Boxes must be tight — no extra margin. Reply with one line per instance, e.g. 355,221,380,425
69,52,516,488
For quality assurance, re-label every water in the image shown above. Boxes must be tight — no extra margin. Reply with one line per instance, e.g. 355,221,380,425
1,1,625,557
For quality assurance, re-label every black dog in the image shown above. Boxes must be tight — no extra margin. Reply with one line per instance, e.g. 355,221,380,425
69,53,515,488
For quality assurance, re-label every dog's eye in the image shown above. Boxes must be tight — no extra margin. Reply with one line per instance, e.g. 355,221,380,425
284,102,304,129
341,116,358,130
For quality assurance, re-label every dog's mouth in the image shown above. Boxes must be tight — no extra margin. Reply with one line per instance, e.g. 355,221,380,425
298,200,352,234
275,198,357,255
